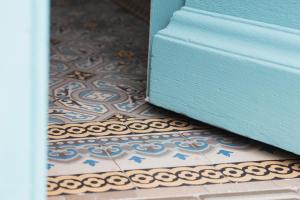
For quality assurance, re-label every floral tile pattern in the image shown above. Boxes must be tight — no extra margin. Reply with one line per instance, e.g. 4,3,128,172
48,0,300,198
48,117,300,196
48,120,296,175
49,0,167,124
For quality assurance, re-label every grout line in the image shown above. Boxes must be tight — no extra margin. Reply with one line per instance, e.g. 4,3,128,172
178,130,235,185
96,113,140,191
103,148,139,191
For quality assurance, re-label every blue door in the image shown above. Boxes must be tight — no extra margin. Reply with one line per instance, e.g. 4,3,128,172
0,0,49,199
148,0,300,154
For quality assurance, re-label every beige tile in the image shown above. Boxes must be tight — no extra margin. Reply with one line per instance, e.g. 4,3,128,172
48,196,66,200
52,187,202,200
145,197,199,200
133,186,207,200
203,181,279,194
200,181,299,200
64,190,139,200
272,178,300,189
199,191,299,200
65,193,200,200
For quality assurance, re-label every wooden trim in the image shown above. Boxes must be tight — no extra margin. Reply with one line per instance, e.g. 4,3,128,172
147,0,185,97
149,5,300,154
157,7,300,71
30,0,50,199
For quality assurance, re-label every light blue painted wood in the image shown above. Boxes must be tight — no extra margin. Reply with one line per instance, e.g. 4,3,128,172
147,0,185,94
149,0,185,43
0,0,49,199
148,2,300,154
186,0,300,29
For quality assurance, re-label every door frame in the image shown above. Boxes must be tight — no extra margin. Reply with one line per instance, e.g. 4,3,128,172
0,0,50,199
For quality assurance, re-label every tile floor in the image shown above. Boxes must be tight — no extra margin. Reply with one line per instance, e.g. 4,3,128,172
48,0,300,199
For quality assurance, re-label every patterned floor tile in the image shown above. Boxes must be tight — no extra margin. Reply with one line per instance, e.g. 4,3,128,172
48,139,121,176
48,0,165,124
48,171,137,196
180,131,297,165
47,118,300,196
48,159,300,196
65,70,96,81
48,0,300,198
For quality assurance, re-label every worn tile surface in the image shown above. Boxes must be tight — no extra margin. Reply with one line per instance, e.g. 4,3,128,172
48,0,300,199
49,0,167,125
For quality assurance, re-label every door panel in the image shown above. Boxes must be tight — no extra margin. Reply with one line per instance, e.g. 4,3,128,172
148,0,300,154
186,0,300,29
0,0,49,199
147,0,185,93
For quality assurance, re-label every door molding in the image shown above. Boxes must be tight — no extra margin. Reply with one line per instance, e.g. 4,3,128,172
156,7,300,70
148,2,300,154
147,0,185,95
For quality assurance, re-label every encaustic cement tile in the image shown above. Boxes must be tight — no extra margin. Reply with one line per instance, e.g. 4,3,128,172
48,0,159,125
47,141,139,196
48,138,121,176
92,119,229,192
107,120,231,188
47,117,300,175
106,133,212,171
180,130,297,165
47,159,300,196
179,129,300,187
47,116,211,176
47,118,300,195
47,116,204,141
96,120,215,171
47,171,138,196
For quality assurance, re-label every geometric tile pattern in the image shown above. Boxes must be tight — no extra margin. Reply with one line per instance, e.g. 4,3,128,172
48,159,300,196
49,130,233,164
47,117,300,196
48,119,289,167
49,0,163,124
65,70,95,80
48,117,209,140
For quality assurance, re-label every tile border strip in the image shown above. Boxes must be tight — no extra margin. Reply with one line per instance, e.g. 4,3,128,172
48,159,300,196
48,117,212,140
